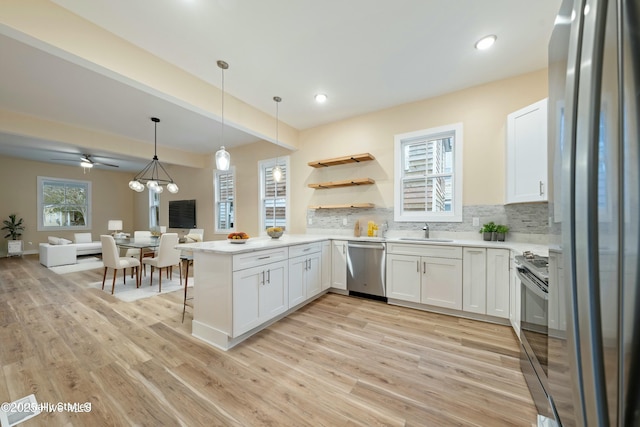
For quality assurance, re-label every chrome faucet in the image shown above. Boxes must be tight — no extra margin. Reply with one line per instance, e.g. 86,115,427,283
381,221,389,238
422,222,429,238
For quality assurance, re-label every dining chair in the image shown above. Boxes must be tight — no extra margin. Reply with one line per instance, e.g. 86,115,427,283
142,233,181,292
126,230,154,277
101,235,140,294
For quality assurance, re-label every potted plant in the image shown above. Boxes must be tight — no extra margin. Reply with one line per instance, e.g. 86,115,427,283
2,214,25,256
495,224,510,242
480,221,497,241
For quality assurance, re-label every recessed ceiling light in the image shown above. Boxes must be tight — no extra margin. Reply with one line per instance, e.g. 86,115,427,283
475,35,497,50
314,93,328,103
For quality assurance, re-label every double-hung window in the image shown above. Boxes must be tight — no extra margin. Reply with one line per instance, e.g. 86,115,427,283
259,157,289,232
37,176,91,231
215,168,235,233
149,190,160,229
394,123,463,222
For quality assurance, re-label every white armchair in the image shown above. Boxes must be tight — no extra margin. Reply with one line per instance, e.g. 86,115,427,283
142,233,181,292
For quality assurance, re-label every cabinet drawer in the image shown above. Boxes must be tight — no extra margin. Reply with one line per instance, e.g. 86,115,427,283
387,243,462,259
288,242,322,258
232,247,289,271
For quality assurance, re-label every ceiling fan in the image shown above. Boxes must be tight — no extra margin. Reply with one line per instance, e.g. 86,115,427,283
51,153,119,168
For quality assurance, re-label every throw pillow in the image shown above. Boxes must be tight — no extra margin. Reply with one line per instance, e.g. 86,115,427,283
48,236,61,245
74,233,92,244
59,238,73,245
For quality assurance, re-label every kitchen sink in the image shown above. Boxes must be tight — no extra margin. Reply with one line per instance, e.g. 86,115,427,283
398,237,454,243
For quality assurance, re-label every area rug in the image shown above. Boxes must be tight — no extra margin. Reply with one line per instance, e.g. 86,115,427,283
88,275,186,302
49,257,103,274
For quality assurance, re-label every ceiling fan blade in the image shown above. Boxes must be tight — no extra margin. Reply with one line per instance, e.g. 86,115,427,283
93,161,119,168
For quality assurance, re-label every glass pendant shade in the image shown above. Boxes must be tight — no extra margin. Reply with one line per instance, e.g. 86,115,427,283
167,182,179,193
216,146,230,170
80,161,93,168
272,165,283,183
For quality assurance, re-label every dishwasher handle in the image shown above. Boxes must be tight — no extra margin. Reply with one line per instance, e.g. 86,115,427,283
347,242,386,250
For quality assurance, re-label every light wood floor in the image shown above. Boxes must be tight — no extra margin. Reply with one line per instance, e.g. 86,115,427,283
0,255,537,426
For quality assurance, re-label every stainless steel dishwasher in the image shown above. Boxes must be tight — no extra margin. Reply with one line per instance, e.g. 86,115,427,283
346,241,386,301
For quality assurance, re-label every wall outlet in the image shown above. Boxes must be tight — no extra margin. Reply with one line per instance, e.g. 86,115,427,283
472,217,480,227
342,218,348,226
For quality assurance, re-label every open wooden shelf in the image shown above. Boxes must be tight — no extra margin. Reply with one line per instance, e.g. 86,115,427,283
308,178,375,189
308,203,375,209
308,153,375,168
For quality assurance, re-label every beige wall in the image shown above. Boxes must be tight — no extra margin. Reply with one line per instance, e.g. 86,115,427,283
289,69,549,232
0,156,134,256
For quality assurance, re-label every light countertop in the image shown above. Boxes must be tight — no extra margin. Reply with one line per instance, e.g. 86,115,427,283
177,234,548,256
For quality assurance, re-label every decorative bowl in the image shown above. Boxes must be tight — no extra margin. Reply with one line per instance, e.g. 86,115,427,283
228,238,248,244
267,227,284,239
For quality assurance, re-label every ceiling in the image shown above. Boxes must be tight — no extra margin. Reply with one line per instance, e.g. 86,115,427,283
0,0,562,171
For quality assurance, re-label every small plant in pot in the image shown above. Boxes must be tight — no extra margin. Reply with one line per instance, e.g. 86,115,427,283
480,222,497,241
2,214,25,255
495,224,509,242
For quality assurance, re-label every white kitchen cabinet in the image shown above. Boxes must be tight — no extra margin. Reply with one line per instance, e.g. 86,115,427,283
232,259,288,337
289,251,322,307
321,240,331,291
289,243,322,306
462,248,487,314
331,240,347,290
387,243,462,310
506,98,548,204
386,253,421,303
509,254,522,339
421,257,463,310
486,249,510,319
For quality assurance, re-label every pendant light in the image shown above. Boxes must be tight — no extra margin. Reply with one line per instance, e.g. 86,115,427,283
272,96,283,183
215,60,231,171
128,117,179,193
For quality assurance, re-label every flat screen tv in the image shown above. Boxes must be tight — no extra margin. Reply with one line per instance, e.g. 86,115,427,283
169,199,196,229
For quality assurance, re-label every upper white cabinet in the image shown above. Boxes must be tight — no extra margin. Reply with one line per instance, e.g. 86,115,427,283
506,98,548,204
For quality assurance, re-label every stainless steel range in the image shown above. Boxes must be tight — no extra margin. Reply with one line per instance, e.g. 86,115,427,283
515,252,554,421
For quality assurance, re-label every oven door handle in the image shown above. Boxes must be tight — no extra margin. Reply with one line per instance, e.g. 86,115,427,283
516,268,549,301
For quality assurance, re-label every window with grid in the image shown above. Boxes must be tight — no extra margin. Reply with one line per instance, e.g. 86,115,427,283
394,123,463,222
215,168,235,233
259,157,289,231
37,176,91,230
149,190,160,229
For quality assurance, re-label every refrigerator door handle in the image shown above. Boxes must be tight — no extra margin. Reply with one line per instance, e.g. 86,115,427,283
572,0,611,424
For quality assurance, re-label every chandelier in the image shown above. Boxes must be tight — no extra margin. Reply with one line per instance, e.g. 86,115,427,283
128,117,179,194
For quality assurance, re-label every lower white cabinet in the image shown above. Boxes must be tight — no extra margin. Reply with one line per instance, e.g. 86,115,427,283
321,241,331,291
462,247,510,319
288,251,322,307
422,257,463,310
462,248,487,314
486,249,510,318
331,240,347,290
387,254,421,302
386,244,463,310
232,260,288,337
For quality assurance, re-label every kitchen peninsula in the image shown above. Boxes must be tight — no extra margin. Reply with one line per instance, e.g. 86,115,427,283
178,235,330,350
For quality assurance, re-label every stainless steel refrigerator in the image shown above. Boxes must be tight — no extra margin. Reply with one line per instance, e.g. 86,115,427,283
547,0,639,425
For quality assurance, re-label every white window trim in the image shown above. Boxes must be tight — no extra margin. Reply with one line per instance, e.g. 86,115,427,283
214,167,236,234
394,123,463,223
258,156,290,235
37,176,92,231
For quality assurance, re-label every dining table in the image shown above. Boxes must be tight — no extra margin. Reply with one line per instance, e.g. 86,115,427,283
115,236,160,286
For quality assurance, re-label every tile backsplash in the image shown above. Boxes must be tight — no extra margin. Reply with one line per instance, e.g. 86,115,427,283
307,203,549,236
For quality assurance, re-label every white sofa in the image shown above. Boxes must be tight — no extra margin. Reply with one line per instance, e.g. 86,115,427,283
39,233,102,267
